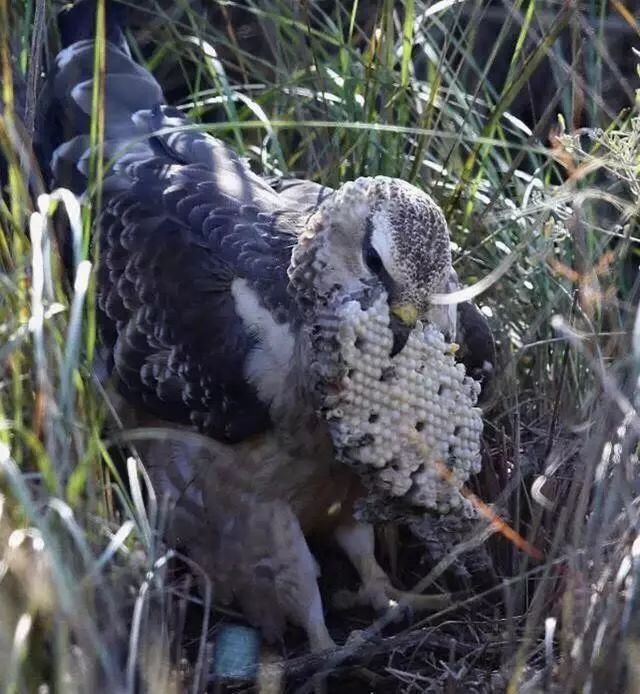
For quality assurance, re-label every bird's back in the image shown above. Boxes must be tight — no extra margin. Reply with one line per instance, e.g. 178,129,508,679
46,0,318,443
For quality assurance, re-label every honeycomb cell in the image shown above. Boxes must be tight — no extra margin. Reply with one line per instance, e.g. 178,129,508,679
316,293,484,515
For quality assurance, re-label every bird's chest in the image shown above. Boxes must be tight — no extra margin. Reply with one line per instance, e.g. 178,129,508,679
237,417,361,535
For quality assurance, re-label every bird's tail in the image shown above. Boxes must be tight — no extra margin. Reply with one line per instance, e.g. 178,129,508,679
57,0,129,52
43,0,166,194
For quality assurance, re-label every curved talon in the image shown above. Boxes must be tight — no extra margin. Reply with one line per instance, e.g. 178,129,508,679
333,522,451,620
332,583,449,615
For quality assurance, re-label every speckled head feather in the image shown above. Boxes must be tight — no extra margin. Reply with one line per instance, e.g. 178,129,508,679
288,176,453,333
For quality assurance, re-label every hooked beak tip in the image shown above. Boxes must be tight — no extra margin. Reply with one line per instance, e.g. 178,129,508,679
388,304,418,357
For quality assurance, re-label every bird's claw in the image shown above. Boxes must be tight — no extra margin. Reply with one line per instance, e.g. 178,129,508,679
331,585,398,614
332,580,449,617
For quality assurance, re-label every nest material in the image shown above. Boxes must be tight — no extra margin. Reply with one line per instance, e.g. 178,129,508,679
314,293,483,517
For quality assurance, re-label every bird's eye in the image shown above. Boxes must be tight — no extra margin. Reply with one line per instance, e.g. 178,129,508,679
363,242,384,275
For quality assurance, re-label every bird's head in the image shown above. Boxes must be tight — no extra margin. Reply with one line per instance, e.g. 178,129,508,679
289,176,455,356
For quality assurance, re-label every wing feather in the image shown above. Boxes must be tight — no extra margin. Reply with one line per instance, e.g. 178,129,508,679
49,7,302,443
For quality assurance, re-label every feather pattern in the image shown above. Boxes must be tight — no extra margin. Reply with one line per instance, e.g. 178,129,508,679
47,25,495,439
49,15,308,442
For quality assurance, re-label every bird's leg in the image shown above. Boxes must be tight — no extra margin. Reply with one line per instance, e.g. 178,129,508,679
298,581,336,653
274,510,336,652
192,447,336,654
333,521,450,612
243,501,336,653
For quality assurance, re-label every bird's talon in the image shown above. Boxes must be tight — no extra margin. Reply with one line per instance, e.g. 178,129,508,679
388,588,451,611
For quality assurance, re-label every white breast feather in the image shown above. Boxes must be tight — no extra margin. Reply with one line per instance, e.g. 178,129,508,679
231,278,296,410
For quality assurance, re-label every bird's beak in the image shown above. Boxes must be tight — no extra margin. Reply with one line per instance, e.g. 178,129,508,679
389,303,418,357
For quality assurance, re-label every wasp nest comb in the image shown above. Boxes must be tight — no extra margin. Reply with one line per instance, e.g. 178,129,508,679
314,293,483,517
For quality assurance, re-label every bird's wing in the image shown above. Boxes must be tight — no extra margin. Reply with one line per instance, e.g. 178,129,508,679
445,270,496,394
48,2,301,443
456,301,495,394
267,177,334,212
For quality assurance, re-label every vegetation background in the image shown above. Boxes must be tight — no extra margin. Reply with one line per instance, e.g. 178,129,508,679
1,0,640,691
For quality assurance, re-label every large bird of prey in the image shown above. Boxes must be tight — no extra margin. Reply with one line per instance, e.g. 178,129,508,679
48,1,494,650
